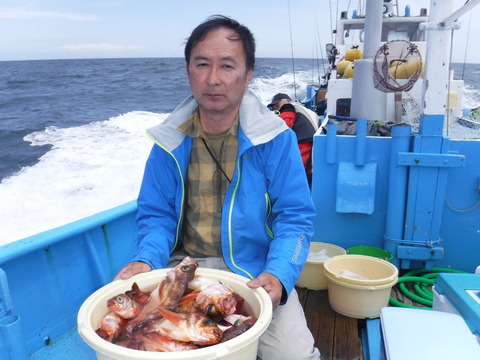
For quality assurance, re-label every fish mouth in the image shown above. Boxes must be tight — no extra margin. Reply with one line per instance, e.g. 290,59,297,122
222,297,237,315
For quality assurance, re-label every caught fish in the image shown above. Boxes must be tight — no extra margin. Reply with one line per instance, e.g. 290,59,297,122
95,312,126,342
176,282,237,319
107,283,148,320
95,256,258,351
145,307,223,346
175,291,198,314
125,282,150,305
125,257,199,333
220,314,257,342
194,281,239,317
187,275,221,291
157,256,199,310
131,332,199,352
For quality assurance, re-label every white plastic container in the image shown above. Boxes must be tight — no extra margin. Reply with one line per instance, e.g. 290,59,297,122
324,254,398,286
381,307,480,360
77,268,272,360
296,242,346,290
323,255,398,318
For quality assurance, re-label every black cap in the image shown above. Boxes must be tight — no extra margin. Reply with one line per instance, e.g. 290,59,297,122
268,93,292,108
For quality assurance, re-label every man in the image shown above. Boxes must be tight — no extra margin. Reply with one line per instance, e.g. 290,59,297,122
114,15,319,360
268,93,318,186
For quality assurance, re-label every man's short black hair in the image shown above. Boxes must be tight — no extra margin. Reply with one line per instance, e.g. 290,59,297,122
184,15,255,71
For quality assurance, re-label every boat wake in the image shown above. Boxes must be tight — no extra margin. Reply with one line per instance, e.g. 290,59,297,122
0,111,166,246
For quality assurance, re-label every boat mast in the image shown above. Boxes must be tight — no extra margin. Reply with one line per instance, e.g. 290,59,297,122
349,0,387,123
420,0,456,135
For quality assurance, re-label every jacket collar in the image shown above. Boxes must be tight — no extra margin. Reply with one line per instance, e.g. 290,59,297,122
147,89,288,151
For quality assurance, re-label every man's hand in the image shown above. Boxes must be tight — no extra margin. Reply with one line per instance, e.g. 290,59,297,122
113,261,151,281
247,272,283,308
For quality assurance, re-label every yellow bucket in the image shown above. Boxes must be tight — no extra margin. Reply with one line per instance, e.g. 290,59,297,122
296,242,346,290
77,268,272,360
323,255,398,318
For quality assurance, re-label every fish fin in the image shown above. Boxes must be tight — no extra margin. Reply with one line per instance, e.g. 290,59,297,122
178,289,200,306
126,282,149,304
131,282,140,293
157,307,183,324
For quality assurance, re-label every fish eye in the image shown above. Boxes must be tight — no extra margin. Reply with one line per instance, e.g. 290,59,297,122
203,318,215,326
206,305,217,316
234,319,242,326
116,296,124,303
181,265,191,271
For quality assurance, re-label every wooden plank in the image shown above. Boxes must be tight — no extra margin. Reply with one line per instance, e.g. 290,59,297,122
307,289,335,359
296,287,363,360
333,314,363,360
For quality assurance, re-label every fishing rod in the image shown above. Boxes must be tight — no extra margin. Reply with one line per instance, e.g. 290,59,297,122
287,0,297,101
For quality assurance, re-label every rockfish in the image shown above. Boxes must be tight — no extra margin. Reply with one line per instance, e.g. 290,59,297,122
195,282,239,316
95,312,126,342
220,314,257,342
125,256,199,333
145,307,223,346
107,283,148,320
129,332,199,352
157,256,199,310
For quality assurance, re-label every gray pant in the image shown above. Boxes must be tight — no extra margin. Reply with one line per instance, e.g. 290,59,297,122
168,253,321,360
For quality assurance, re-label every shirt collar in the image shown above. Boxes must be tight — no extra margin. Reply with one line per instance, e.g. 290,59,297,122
177,109,239,138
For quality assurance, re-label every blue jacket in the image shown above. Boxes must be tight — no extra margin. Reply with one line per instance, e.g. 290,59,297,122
132,89,316,298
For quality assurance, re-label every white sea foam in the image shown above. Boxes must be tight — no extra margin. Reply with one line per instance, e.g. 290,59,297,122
0,111,166,246
250,70,313,105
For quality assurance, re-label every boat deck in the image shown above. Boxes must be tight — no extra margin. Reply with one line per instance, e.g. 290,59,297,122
296,280,433,360
296,287,365,360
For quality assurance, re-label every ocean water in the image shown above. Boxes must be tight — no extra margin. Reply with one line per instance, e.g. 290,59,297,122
0,58,479,245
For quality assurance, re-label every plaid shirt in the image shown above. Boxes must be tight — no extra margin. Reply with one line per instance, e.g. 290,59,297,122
177,111,238,257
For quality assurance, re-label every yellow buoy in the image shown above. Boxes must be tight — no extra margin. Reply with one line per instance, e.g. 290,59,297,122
344,63,354,78
389,63,408,79
388,59,423,79
345,47,363,62
337,60,352,76
405,59,422,78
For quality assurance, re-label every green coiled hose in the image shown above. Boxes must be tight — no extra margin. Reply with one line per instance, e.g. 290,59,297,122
389,267,466,309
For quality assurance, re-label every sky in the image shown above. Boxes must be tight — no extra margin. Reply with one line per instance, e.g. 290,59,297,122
1,0,480,63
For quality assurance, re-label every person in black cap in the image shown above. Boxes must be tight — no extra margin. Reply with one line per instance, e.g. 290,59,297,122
268,93,318,187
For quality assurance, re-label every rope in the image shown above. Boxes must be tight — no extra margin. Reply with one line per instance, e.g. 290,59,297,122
314,9,326,83
461,7,473,80
444,197,480,213
329,0,334,44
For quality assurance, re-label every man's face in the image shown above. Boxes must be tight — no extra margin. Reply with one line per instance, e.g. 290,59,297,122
186,27,253,119
273,98,290,111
